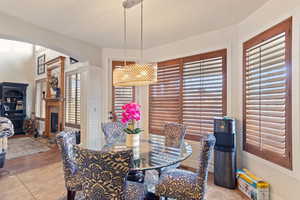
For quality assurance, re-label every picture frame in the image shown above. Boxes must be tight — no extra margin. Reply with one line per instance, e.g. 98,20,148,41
37,54,46,75
70,57,79,64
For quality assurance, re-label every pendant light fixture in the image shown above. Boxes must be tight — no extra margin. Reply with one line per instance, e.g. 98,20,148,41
113,0,157,87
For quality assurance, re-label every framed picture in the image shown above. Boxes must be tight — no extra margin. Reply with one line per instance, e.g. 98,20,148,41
37,54,46,75
70,57,79,64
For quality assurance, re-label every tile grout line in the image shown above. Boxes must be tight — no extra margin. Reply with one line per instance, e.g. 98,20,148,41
15,174,38,200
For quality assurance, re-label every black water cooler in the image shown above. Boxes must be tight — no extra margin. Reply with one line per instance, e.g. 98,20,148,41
214,117,236,189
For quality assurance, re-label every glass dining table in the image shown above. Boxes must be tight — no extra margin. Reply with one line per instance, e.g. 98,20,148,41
81,134,192,174
80,134,192,199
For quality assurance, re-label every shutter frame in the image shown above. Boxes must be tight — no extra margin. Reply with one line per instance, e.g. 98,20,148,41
243,17,292,169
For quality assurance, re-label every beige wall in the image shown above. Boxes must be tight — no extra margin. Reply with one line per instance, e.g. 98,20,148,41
135,1,300,199
0,11,102,66
0,39,35,117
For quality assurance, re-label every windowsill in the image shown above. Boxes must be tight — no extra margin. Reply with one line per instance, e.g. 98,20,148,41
65,123,80,129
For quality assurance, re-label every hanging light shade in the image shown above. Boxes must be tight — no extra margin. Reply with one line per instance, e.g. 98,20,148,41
113,0,157,87
113,63,157,86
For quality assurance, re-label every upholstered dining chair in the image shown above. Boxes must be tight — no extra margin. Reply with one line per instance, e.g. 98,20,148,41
145,123,187,191
0,117,14,168
56,131,82,200
101,121,127,145
74,145,145,200
164,122,187,148
155,134,216,200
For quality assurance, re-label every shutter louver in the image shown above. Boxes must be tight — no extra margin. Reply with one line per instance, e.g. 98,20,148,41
183,55,226,139
149,60,181,135
149,50,227,140
65,72,80,127
243,17,292,169
112,61,135,120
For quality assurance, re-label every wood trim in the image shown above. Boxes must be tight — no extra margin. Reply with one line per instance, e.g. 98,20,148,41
183,49,227,63
243,17,292,50
45,56,66,137
45,56,65,66
242,17,292,169
222,50,228,116
36,117,45,121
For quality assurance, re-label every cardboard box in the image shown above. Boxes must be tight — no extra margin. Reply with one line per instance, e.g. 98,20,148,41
237,169,269,200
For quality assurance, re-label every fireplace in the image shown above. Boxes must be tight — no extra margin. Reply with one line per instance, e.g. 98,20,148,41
50,112,59,133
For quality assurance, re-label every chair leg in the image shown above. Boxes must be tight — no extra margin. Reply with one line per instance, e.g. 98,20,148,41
67,190,76,200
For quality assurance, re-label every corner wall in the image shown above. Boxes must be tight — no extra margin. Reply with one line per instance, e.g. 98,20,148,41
140,1,300,199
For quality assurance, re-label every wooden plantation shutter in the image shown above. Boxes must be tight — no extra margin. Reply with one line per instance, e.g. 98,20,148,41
182,50,227,140
149,49,227,140
112,61,135,120
65,72,80,127
243,17,292,169
149,59,182,135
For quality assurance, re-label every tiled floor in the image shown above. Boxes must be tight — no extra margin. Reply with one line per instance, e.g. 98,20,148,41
0,146,248,200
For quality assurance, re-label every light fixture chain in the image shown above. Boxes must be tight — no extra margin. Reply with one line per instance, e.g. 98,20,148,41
140,0,144,62
124,6,127,66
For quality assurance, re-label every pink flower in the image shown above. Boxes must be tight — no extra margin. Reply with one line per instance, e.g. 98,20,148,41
121,102,141,124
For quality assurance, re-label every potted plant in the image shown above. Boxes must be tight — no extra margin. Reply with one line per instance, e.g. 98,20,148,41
121,102,142,147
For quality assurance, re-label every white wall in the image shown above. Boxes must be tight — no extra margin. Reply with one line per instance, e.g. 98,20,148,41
137,1,300,199
0,39,34,117
0,11,102,66
235,1,300,200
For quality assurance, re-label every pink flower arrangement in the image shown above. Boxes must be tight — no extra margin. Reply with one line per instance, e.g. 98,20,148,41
121,102,141,124
121,102,142,134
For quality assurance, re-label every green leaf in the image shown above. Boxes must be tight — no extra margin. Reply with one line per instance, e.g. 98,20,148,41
124,128,134,134
133,128,143,134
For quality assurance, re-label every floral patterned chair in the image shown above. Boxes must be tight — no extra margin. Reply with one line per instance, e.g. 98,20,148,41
155,134,216,200
56,131,82,200
164,122,187,148
0,117,14,168
74,145,145,200
101,121,127,145
145,123,187,190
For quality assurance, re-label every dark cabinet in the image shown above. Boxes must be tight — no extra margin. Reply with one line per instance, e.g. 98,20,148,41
0,82,28,134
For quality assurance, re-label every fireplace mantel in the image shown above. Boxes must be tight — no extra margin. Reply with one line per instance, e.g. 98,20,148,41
44,56,65,138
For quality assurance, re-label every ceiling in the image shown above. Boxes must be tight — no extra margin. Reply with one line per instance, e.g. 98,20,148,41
0,0,269,49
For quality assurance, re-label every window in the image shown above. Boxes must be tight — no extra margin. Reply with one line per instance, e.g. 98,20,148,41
35,79,46,119
112,61,135,120
243,18,292,169
65,72,81,127
149,49,227,141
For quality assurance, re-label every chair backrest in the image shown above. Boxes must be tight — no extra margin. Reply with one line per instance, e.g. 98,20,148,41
0,117,14,138
74,146,133,200
196,134,216,199
163,122,186,148
56,131,78,183
101,121,127,145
